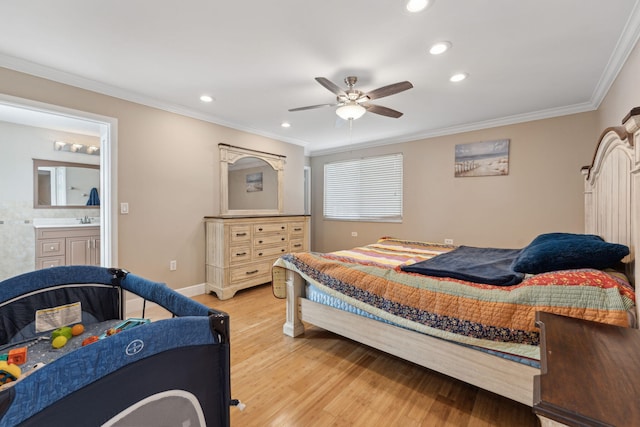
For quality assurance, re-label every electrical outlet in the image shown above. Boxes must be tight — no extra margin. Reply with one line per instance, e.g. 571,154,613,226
351,231,358,237
120,202,129,214
444,238,454,245
169,260,177,271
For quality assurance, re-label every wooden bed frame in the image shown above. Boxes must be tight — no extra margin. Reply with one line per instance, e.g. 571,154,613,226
276,108,640,407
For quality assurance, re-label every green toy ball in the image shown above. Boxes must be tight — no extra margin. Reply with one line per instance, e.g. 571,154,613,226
52,326,72,340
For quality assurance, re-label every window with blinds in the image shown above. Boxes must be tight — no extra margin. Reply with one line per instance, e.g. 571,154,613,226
323,153,403,222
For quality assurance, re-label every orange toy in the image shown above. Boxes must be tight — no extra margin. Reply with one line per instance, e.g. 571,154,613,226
7,348,26,365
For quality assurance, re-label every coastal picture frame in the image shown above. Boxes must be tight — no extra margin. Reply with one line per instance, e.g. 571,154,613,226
454,139,510,177
246,172,263,192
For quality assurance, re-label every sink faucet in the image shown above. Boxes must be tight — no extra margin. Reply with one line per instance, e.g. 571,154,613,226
78,216,91,224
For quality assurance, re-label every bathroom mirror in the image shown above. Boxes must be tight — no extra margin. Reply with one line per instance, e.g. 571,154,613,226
219,144,284,215
34,159,100,208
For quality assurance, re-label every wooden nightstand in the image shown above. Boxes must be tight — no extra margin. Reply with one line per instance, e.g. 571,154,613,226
534,311,640,427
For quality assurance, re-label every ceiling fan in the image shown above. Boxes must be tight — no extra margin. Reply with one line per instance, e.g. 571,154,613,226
289,76,413,120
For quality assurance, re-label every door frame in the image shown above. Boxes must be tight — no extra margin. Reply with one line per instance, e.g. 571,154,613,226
0,93,118,267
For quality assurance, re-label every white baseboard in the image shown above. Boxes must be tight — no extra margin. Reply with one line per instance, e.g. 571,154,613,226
124,282,207,315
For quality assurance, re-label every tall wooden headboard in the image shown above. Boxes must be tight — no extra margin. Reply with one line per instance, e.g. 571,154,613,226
583,107,640,318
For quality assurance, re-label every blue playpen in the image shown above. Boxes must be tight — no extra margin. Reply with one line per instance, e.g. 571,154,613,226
0,266,235,426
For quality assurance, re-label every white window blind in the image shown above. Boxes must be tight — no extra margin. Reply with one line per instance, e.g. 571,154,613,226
324,153,403,222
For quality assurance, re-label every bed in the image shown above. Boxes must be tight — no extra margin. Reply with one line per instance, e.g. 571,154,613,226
0,266,235,427
272,106,640,407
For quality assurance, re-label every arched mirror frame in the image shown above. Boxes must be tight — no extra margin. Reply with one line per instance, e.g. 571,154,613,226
219,144,284,216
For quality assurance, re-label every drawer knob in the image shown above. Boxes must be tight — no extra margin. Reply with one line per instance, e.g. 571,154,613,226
281,237,285,241
236,232,247,237
258,240,263,244
50,246,55,250
294,228,302,231
294,244,302,248
281,249,285,252
258,252,263,256
258,227,263,231
236,252,247,256
281,226,285,230
246,270,259,275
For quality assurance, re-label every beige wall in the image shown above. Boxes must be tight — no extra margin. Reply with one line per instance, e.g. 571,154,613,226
310,113,600,252
0,67,305,289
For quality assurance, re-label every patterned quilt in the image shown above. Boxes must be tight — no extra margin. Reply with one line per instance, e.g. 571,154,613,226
273,238,636,360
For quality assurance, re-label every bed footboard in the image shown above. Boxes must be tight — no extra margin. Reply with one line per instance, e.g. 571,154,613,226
273,266,305,337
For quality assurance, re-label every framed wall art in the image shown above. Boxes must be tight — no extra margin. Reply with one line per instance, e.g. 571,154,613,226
454,139,510,177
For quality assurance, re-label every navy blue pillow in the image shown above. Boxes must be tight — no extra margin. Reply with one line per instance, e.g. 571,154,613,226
511,232,629,274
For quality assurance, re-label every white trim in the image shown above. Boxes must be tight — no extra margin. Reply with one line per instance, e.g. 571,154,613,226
125,283,206,315
591,0,640,107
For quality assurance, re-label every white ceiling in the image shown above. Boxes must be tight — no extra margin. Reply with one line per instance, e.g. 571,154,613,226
1,1,639,155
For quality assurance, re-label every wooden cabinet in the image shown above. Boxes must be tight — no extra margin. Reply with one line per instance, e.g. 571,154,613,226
35,227,100,269
205,215,309,299
534,311,640,427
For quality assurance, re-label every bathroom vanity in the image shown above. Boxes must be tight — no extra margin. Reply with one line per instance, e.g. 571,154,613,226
34,218,100,269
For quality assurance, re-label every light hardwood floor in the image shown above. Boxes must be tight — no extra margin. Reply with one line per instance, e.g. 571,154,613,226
144,284,539,426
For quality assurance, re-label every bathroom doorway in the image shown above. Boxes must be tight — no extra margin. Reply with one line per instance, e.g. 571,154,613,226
0,94,117,280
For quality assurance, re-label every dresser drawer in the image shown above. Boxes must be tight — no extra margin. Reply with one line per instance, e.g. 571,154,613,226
230,225,251,243
289,239,304,252
229,261,272,283
254,245,288,259
290,222,305,237
229,246,251,264
254,234,287,247
36,256,66,269
36,238,65,257
254,223,287,235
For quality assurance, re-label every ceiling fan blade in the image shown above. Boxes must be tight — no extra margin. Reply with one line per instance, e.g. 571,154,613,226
364,81,413,100
288,103,337,112
363,103,404,118
315,77,346,96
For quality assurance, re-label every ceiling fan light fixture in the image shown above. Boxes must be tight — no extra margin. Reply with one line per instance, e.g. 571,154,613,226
336,103,366,120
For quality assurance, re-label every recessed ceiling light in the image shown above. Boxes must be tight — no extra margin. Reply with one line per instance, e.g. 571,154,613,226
450,73,468,82
405,0,432,13
429,41,451,55
281,122,291,128
200,95,214,103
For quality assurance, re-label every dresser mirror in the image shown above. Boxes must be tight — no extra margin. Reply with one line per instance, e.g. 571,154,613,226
219,144,284,215
34,159,100,208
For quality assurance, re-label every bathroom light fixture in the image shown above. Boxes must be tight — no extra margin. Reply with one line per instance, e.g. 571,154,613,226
200,95,214,103
54,141,100,156
336,102,366,121
281,122,291,128
430,41,451,55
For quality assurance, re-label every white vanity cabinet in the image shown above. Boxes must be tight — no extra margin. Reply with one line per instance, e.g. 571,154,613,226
35,226,100,269
205,215,310,300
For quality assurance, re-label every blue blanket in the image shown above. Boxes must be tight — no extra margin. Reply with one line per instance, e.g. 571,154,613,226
401,246,524,286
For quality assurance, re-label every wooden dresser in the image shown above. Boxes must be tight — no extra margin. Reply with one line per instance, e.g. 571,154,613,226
534,311,640,427
204,215,310,299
